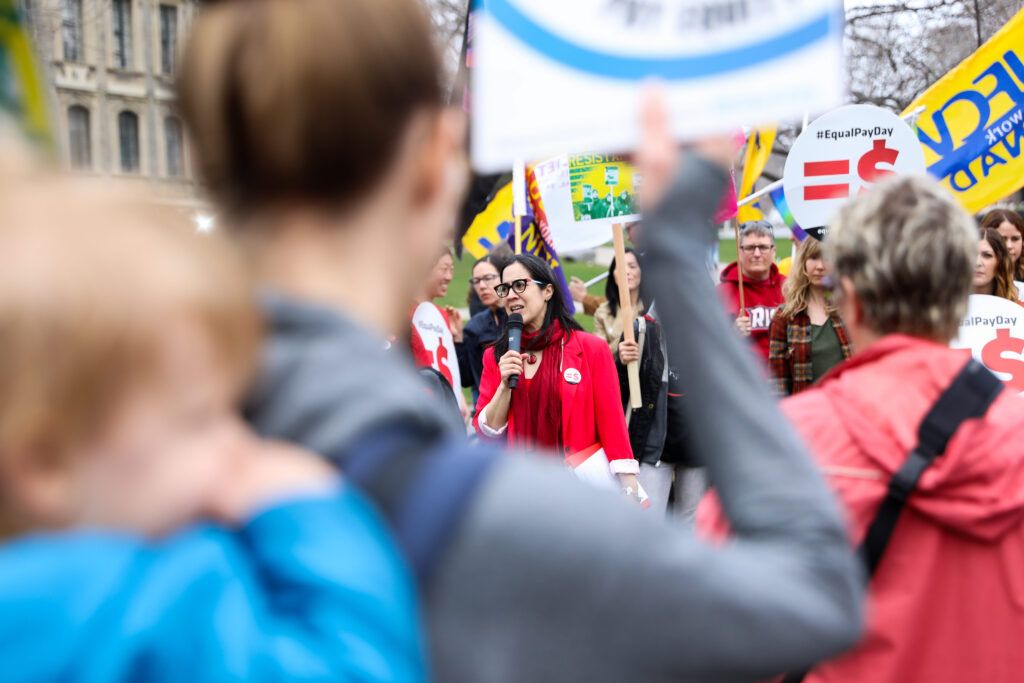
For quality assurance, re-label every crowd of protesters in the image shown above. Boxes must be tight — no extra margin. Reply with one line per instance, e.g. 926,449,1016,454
3,0,1024,680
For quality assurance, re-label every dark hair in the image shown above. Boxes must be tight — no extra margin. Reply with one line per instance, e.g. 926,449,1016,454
604,247,650,317
466,253,505,307
980,209,1024,280
979,228,1019,302
492,254,582,357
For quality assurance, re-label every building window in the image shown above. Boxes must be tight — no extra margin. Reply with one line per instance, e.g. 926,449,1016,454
112,0,133,69
68,106,91,170
61,0,82,62
164,117,183,178
159,5,177,75
118,111,139,173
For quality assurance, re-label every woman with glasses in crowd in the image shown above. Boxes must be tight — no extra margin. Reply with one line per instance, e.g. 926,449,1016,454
768,237,853,396
974,228,1020,303
456,253,507,406
474,254,639,493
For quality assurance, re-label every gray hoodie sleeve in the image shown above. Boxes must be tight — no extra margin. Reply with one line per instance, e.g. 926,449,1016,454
425,154,863,683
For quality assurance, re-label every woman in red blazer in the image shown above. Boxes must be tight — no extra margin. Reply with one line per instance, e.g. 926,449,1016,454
474,254,638,492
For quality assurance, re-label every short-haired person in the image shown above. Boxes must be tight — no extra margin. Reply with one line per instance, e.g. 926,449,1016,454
718,220,786,360
411,248,468,418
177,0,863,679
474,254,641,491
768,237,853,396
705,176,1024,682
974,228,1019,302
0,175,425,681
456,254,507,405
980,208,1024,297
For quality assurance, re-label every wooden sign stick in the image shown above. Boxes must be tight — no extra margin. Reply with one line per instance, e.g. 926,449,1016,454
732,218,746,312
612,223,642,409
514,214,522,255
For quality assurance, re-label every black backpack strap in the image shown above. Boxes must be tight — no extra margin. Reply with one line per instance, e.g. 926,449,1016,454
857,359,1002,575
782,359,1002,683
332,421,498,586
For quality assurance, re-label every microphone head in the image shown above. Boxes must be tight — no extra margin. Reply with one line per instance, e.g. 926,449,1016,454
508,312,524,329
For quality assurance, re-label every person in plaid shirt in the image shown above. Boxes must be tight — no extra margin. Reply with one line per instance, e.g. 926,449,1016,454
768,237,852,396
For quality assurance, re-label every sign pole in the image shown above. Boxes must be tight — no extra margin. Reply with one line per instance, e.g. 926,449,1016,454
513,158,526,254
732,218,746,312
612,223,642,409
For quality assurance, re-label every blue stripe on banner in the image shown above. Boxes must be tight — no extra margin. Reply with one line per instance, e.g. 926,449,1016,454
484,0,838,81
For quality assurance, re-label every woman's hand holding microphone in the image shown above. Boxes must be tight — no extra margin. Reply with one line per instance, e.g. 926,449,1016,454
498,350,524,389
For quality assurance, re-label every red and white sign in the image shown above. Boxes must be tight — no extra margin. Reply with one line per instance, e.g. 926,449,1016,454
951,294,1024,394
783,105,926,233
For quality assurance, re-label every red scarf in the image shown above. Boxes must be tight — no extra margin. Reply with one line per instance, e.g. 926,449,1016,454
510,320,566,452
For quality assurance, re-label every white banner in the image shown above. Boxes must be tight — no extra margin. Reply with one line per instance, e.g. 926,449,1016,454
951,294,1024,393
783,104,927,234
533,153,641,253
472,0,844,172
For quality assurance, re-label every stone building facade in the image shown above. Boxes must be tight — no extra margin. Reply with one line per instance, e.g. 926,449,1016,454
23,0,199,207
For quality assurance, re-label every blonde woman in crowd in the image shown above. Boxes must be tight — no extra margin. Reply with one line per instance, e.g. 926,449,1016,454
768,237,852,397
980,208,1024,295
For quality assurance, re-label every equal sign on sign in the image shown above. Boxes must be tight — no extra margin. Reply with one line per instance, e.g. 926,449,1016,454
803,160,849,200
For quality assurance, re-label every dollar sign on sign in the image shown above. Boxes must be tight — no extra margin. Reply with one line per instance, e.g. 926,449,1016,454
857,139,899,183
981,328,1024,392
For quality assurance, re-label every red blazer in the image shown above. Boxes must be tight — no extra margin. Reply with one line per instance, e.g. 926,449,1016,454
473,330,634,468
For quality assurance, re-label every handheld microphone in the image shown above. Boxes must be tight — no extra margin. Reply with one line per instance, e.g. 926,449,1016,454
507,313,524,389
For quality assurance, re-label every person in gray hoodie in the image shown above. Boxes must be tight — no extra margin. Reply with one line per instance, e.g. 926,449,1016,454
176,0,863,680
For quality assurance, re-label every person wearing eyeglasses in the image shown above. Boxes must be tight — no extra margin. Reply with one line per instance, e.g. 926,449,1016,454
474,254,639,493
455,254,508,406
718,220,786,362
767,237,852,397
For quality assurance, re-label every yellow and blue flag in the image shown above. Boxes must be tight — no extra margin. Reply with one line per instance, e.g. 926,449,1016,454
0,0,51,146
905,7,1024,212
737,125,777,223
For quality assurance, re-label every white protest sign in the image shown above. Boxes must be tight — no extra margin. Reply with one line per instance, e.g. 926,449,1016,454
471,0,845,172
951,294,1024,393
533,153,641,253
783,104,927,238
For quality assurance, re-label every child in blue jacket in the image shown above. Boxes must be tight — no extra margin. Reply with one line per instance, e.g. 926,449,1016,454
0,173,426,682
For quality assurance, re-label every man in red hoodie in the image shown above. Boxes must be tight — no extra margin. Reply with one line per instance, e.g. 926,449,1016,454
718,220,785,361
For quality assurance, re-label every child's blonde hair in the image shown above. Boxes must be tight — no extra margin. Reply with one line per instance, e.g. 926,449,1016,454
0,173,260,464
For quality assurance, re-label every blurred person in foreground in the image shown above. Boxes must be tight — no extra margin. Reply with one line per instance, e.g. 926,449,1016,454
768,237,852,397
0,171,425,681
718,220,786,361
703,176,1024,682
177,0,862,679
973,227,1020,303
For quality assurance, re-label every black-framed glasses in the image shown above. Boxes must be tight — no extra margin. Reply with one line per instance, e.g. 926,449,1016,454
469,273,500,286
494,278,546,298
739,243,775,254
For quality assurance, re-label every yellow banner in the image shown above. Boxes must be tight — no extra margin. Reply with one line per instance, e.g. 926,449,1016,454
737,125,777,223
903,8,1024,213
0,0,51,146
461,181,515,259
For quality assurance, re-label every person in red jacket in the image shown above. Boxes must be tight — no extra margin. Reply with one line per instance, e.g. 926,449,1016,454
702,175,1024,682
718,220,786,361
474,254,639,493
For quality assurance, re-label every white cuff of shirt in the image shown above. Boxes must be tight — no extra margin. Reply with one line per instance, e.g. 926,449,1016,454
477,407,508,437
609,458,640,475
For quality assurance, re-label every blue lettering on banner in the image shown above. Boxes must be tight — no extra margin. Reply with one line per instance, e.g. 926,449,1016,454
483,0,840,80
921,50,1024,189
